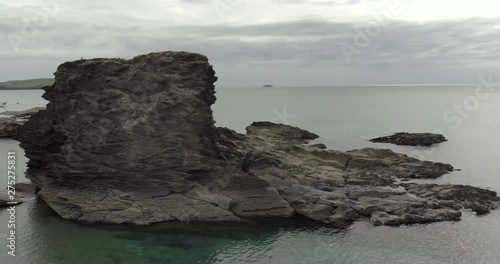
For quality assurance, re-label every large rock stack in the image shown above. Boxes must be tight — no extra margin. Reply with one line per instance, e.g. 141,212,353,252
15,52,293,224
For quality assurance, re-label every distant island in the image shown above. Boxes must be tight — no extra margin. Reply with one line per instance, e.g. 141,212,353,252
263,84,274,87
0,78,54,90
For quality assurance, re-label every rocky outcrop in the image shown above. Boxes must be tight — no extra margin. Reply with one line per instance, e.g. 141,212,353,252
370,132,447,146
0,107,44,138
1,107,46,119
0,118,26,138
247,121,319,143
15,51,500,227
15,52,294,225
219,125,498,228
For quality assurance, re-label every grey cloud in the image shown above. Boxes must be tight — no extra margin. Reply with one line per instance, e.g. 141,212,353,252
1,5,500,86
274,0,362,5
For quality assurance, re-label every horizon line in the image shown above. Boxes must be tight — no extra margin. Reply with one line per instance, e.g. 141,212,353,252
218,83,500,88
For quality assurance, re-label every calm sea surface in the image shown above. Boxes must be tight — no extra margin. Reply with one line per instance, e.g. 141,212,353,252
1,86,499,264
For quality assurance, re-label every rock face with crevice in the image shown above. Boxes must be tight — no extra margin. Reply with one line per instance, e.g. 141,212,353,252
15,51,500,227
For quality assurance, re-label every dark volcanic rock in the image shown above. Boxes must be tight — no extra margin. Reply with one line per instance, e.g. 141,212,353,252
370,132,447,146
15,51,294,225
15,51,500,227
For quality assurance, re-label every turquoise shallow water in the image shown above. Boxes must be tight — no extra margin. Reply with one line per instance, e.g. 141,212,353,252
1,86,500,264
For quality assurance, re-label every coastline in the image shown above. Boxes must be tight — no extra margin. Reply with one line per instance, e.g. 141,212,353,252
2,85,500,263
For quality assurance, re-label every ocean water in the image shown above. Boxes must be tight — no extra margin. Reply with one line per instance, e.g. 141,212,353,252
1,86,500,264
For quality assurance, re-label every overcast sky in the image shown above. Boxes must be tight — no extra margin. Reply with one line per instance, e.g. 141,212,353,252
1,0,500,87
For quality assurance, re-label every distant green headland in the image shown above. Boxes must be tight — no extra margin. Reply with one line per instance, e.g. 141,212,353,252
0,78,54,90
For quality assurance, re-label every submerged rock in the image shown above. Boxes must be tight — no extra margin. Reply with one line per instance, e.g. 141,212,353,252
13,182,37,194
1,106,46,119
370,132,447,146
310,143,327,150
1,182,37,205
0,118,26,138
0,193,21,208
1,107,45,137
15,51,500,228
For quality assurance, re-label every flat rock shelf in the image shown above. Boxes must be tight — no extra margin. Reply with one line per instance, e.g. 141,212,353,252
370,132,448,147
